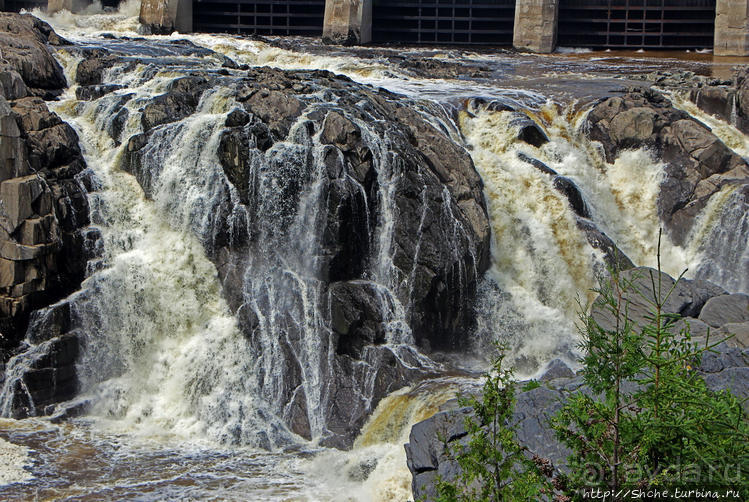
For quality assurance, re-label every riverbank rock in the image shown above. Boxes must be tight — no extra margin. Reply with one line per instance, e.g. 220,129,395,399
0,14,93,415
585,88,749,246
689,67,749,135
0,13,69,99
407,268,749,500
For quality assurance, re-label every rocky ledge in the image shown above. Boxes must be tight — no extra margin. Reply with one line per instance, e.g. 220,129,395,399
586,87,749,246
11,28,493,446
0,12,94,414
406,267,749,501
632,67,749,135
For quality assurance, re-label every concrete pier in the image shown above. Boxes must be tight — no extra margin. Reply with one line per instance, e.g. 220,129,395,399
139,0,193,35
513,0,559,53
714,0,749,56
323,0,372,45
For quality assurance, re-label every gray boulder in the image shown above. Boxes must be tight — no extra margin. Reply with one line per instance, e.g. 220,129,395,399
407,344,749,500
698,294,749,328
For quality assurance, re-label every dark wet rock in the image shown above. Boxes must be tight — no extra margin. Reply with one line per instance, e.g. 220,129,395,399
515,153,591,219
75,55,120,86
510,112,549,147
574,218,634,271
586,89,749,245
4,330,80,419
328,281,389,358
698,294,749,328
553,176,590,218
75,84,124,101
517,151,556,175
0,15,94,417
141,76,210,131
119,63,490,448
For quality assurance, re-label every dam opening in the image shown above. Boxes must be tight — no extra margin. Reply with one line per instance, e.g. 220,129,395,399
3,0,727,50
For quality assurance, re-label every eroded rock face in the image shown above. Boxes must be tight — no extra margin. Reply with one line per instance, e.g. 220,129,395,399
83,51,491,447
0,14,93,413
586,89,749,245
689,67,749,135
0,13,69,99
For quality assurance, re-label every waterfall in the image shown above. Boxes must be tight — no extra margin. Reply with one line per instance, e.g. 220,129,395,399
693,185,749,294
456,101,697,374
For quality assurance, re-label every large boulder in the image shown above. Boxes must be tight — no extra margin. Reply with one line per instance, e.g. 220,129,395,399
112,60,490,446
586,89,749,246
0,13,68,99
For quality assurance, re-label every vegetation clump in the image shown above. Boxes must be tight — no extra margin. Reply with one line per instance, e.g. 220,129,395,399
434,240,748,501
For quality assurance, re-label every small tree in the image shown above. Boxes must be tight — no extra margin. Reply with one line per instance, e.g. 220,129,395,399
552,233,749,498
435,347,552,502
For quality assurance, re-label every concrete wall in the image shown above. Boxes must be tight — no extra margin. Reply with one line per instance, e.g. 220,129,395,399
139,0,193,34
513,0,559,53
323,0,372,45
715,0,749,56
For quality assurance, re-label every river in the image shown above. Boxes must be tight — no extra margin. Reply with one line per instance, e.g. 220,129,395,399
0,2,747,500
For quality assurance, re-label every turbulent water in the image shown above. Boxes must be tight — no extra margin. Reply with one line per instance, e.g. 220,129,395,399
1,3,748,500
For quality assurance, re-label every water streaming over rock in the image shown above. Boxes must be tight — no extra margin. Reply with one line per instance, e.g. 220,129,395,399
1,4,748,500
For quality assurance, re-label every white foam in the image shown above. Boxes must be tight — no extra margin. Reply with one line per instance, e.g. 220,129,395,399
0,437,32,486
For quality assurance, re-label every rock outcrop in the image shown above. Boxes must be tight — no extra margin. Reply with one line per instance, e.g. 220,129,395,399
76,46,491,447
406,267,749,500
586,88,749,246
0,14,93,416
689,67,749,135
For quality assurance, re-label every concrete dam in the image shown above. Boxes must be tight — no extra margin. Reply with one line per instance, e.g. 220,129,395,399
1,1,747,57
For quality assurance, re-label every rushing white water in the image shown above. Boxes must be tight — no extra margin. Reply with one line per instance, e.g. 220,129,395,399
49,70,298,447
458,101,702,373
663,93,749,293
667,92,749,161
459,107,598,373
0,435,32,486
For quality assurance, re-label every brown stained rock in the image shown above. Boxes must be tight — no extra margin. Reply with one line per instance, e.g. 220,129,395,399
586,89,749,245
689,67,749,135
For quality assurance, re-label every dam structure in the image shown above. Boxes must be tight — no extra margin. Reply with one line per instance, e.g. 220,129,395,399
3,0,746,54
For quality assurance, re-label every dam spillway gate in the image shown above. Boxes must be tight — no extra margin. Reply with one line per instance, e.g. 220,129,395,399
1,0,720,50
558,0,716,49
193,0,326,36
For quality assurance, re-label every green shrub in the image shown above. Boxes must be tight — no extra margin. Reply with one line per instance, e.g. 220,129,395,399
434,347,552,502
521,380,541,392
434,234,748,501
552,235,749,499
